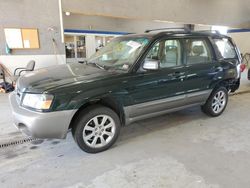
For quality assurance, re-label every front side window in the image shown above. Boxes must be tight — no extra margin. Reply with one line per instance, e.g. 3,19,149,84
146,39,182,68
214,38,236,59
88,37,150,72
185,38,212,65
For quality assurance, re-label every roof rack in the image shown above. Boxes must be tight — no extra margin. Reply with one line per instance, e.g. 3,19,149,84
194,30,221,35
144,27,190,33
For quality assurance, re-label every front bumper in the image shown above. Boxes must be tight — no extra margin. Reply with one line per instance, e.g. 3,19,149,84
9,92,77,139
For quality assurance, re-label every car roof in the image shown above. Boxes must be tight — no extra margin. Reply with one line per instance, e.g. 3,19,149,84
120,30,229,39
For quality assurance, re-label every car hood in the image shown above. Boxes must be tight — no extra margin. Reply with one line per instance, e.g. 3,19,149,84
17,63,116,93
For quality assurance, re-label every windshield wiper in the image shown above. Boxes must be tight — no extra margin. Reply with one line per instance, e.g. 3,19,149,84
94,62,105,70
87,61,105,70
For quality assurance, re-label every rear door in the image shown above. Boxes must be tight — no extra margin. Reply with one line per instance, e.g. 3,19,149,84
182,37,219,104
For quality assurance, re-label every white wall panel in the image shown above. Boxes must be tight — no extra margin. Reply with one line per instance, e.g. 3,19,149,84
0,55,66,73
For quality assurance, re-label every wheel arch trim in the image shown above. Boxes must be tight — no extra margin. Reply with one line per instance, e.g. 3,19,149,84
68,95,126,130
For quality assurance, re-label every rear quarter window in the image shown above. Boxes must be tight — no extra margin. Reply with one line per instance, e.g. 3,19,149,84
214,38,237,59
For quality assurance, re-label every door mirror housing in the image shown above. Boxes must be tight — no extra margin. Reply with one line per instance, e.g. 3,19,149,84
143,59,159,70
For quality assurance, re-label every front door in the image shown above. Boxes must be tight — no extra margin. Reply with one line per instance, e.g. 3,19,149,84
124,38,187,120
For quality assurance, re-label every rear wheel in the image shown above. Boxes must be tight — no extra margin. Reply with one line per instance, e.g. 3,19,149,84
201,87,228,117
72,105,121,153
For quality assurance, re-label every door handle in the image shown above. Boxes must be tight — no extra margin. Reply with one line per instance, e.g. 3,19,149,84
168,72,185,77
158,79,168,84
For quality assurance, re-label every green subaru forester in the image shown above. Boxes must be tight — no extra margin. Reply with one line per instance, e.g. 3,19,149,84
10,29,242,153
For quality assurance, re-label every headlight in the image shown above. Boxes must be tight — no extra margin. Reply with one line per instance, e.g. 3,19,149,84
22,93,54,110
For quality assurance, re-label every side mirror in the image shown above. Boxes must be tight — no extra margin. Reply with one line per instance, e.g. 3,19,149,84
143,59,159,70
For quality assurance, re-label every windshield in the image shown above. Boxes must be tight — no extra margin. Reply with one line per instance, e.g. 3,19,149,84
87,36,150,72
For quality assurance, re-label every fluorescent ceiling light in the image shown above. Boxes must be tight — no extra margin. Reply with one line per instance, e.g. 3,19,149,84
153,20,175,24
65,12,71,16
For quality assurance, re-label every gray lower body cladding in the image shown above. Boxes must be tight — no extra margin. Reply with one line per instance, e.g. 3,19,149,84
124,90,212,124
9,93,76,139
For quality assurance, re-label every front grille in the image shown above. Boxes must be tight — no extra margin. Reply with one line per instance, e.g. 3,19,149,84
16,88,23,104
17,90,21,97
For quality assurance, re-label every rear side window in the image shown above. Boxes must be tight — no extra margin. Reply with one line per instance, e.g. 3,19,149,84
185,39,212,65
214,38,236,59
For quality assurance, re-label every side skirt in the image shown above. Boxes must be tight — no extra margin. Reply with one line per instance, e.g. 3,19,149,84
124,102,203,125
124,89,212,125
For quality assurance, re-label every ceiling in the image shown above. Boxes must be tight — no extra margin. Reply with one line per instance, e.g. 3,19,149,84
62,0,250,28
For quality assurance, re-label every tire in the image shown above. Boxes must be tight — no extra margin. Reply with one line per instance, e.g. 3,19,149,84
72,105,121,153
201,87,228,117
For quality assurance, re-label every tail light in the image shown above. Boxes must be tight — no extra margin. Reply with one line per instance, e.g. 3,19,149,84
240,64,246,72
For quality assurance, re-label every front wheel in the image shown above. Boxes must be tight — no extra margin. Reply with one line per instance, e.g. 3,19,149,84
201,87,228,117
72,105,121,153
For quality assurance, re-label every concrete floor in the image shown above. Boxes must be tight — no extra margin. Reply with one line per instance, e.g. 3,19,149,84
1,71,250,188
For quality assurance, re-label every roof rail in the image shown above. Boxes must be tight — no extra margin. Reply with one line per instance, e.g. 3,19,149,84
194,30,221,35
145,27,190,33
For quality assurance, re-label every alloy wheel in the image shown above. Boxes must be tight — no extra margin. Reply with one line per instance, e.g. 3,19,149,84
212,90,227,114
82,115,116,148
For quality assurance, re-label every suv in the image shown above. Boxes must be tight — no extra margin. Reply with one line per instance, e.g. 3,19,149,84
9,29,242,153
